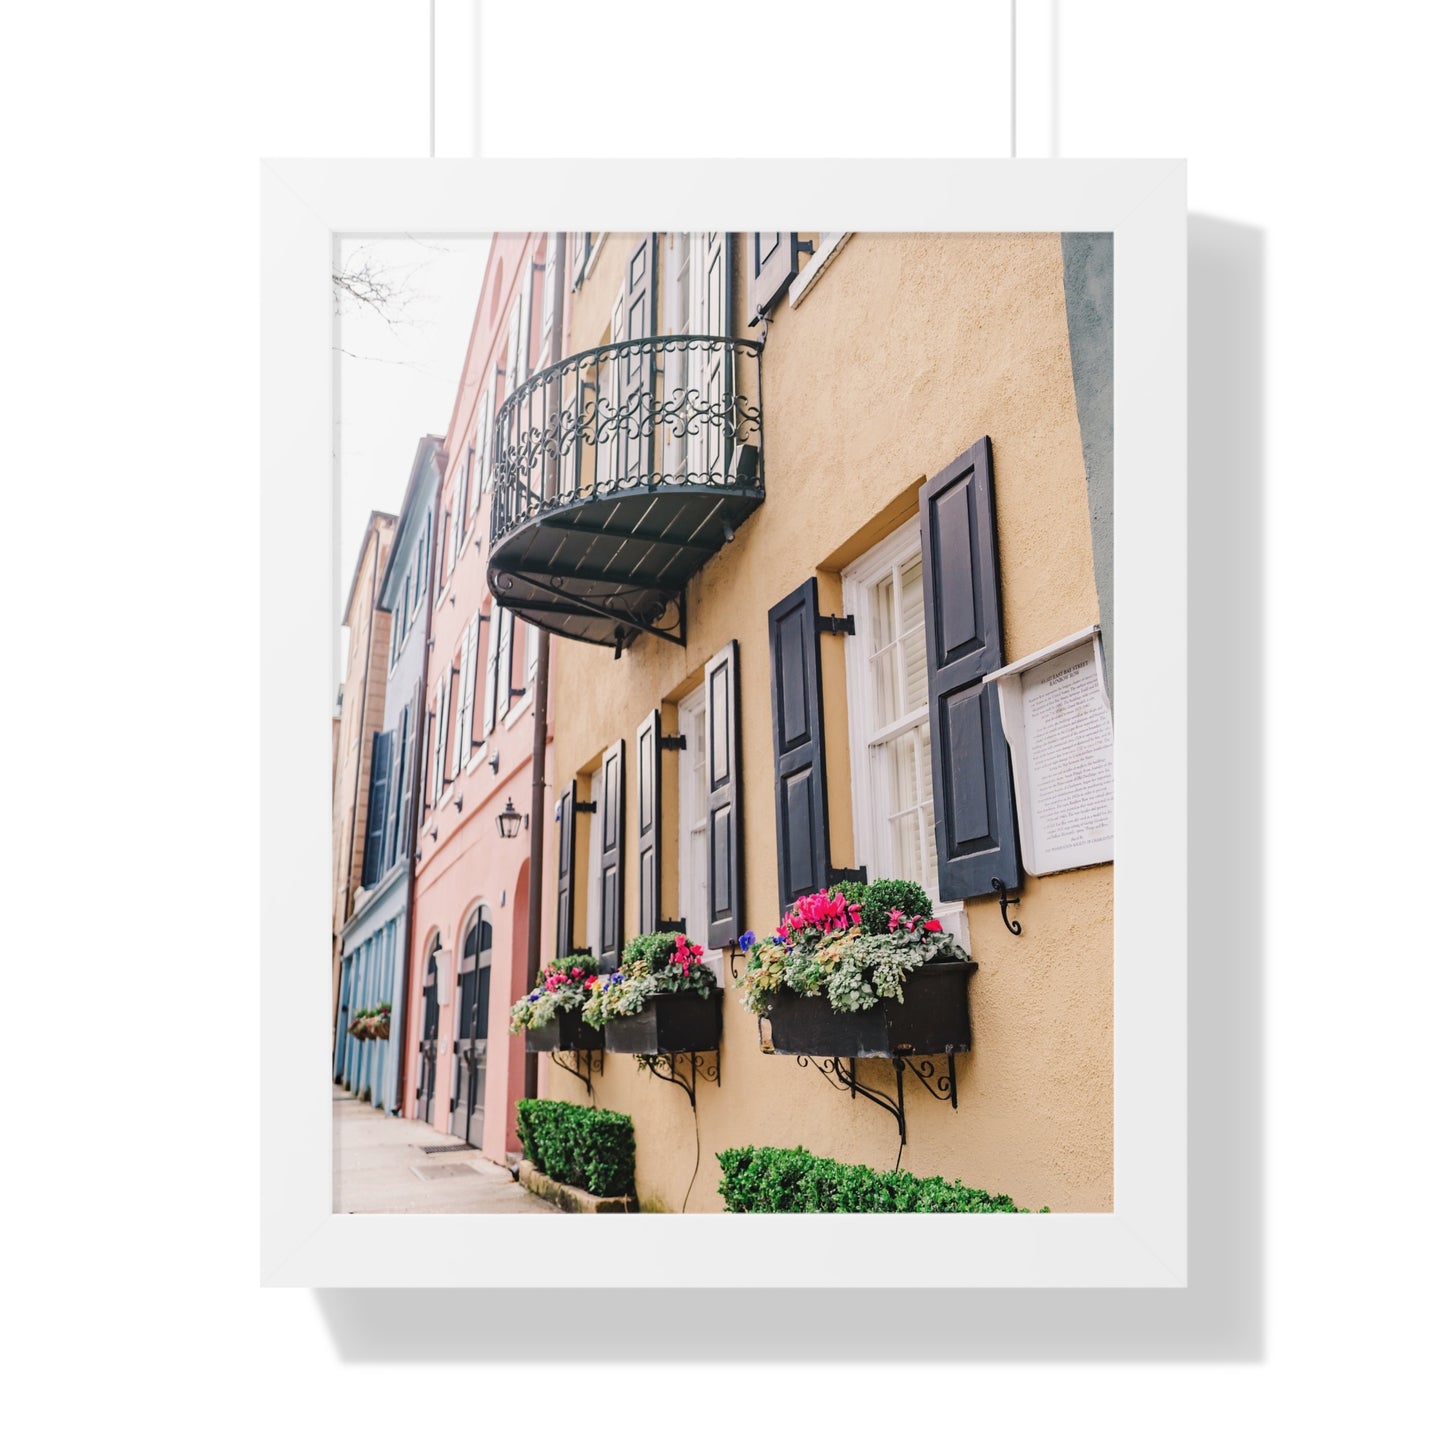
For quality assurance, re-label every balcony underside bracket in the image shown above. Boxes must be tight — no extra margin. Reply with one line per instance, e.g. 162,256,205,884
498,570,686,649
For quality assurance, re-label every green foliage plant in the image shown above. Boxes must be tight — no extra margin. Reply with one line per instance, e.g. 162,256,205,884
581,930,717,1029
716,1144,1043,1213
735,878,969,1017
509,955,599,1033
515,1098,636,1198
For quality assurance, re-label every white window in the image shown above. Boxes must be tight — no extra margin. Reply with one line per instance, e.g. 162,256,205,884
454,615,478,771
430,674,450,806
472,386,493,522
537,233,557,363
675,684,709,946
842,520,967,944
504,295,522,395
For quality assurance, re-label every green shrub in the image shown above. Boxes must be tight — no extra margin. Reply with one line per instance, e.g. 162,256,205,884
716,1144,1041,1213
859,878,935,936
831,879,869,912
516,1098,635,1198
621,931,678,970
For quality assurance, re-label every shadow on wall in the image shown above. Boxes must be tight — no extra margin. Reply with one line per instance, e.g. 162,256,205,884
312,216,1266,1364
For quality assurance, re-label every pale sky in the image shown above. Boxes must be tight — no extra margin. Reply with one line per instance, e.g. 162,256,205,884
334,234,491,668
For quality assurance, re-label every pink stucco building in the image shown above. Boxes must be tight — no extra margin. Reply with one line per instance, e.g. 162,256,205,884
401,233,567,1163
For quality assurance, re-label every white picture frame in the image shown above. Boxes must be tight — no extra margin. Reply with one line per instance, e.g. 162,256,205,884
261,158,1186,1288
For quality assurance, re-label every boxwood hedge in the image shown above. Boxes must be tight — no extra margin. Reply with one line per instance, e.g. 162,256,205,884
516,1098,635,1199
716,1144,1042,1213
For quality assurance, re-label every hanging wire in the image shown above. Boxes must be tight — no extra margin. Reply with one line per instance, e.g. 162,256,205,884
1010,1,1017,158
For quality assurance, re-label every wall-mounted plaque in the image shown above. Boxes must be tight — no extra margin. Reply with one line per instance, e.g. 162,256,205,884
984,627,1113,877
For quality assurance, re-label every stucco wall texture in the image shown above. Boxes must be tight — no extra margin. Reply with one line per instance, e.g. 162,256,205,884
541,232,1113,1213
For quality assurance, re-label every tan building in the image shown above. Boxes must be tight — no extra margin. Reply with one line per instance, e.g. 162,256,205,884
489,232,1114,1212
332,510,397,1025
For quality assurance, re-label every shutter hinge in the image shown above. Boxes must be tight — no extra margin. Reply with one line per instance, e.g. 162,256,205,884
658,735,687,751
574,800,598,814
816,613,856,636
826,865,868,886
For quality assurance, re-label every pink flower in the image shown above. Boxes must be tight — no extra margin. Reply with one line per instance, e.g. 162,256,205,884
888,908,904,932
571,967,583,978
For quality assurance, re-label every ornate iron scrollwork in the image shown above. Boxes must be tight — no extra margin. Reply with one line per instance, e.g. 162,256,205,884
548,1048,603,1098
490,335,765,551
637,1050,720,1113
793,1050,962,1143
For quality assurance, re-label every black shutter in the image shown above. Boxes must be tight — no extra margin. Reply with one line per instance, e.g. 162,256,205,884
636,709,661,936
619,235,655,343
747,232,809,324
768,581,830,913
397,687,419,860
920,436,1022,898
556,783,576,959
706,640,744,948
610,236,656,486
597,740,625,970
360,730,392,886
383,704,408,872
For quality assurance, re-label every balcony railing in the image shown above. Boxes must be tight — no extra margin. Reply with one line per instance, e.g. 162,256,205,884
487,334,765,652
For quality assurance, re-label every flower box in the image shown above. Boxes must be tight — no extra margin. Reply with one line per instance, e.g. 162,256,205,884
766,960,978,1058
603,993,722,1054
765,991,890,1057
525,1012,604,1054
881,958,978,1055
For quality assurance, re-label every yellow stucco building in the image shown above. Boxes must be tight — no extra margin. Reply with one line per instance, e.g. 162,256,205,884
489,231,1115,1212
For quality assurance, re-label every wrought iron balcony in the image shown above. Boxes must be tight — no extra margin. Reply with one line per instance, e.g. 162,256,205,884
488,334,764,652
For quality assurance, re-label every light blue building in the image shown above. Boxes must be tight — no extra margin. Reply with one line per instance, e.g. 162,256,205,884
335,437,441,1112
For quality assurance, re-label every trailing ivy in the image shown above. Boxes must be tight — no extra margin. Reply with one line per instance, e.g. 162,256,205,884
716,1145,1043,1213
515,1098,636,1199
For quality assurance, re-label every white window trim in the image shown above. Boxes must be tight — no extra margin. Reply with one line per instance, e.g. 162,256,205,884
583,232,607,281
675,684,717,969
789,231,852,310
841,518,969,950
584,770,603,962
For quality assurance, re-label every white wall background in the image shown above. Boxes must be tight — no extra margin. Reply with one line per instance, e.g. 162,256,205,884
5,0,1439,1436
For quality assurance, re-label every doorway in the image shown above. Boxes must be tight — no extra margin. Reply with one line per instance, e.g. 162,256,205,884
417,936,441,1126
449,904,491,1146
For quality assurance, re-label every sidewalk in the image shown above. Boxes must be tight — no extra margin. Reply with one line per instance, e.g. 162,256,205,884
332,1087,559,1214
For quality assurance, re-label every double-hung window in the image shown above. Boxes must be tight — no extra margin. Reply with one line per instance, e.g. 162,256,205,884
675,684,710,947
842,520,964,939
454,615,478,773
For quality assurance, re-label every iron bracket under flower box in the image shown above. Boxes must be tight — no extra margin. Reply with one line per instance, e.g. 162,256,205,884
525,1012,605,1097
762,961,980,1143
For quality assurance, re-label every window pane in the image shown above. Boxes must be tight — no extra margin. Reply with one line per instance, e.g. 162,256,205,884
899,556,928,713
922,798,938,895
870,573,895,652
870,648,899,727
888,731,919,813
890,806,923,885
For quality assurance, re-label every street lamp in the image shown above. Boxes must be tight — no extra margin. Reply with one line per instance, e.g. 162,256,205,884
496,797,526,839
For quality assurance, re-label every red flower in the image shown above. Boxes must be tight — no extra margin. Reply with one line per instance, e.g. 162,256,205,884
571,967,583,978
923,919,942,933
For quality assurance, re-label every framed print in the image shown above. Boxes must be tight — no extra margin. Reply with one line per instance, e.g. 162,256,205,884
261,158,1185,1287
